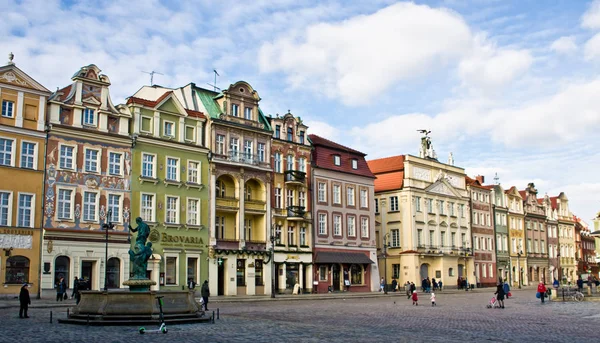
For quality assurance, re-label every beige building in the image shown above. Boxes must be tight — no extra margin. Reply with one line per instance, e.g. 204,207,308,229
506,186,527,287
368,151,473,288
553,193,576,283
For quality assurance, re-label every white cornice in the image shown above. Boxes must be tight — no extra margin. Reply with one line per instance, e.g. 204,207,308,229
0,82,51,97
0,125,46,138
50,126,131,145
136,136,209,154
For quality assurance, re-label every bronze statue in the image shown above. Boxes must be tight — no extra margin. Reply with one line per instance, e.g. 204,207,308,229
128,217,153,279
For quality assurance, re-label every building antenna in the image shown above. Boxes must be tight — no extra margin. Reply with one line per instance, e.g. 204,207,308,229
141,70,164,86
207,69,220,92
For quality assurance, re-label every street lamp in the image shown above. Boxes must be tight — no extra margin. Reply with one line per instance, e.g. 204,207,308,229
102,209,115,291
463,242,470,291
268,224,279,298
557,250,561,284
517,246,523,289
383,233,390,294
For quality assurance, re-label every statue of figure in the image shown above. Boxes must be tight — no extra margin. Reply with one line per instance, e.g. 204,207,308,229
129,217,150,249
128,218,153,279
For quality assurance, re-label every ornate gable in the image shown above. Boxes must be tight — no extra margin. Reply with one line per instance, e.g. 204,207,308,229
425,179,461,198
0,64,51,93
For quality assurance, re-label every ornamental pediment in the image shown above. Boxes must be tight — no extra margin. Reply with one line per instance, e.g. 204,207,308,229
0,65,50,93
425,179,461,198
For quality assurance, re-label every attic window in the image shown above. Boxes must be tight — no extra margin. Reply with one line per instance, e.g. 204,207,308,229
351,159,358,169
333,155,341,166
240,88,244,93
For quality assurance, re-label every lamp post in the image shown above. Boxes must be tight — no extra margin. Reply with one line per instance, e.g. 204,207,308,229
464,242,470,291
269,224,277,298
517,246,523,289
383,233,390,294
557,250,561,284
102,209,115,291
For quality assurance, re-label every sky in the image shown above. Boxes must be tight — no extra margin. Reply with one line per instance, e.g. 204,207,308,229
2,0,600,223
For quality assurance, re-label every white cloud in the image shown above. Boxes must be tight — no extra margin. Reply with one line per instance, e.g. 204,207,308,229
304,120,342,143
550,36,577,54
584,32,600,61
581,0,600,29
547,183,600,221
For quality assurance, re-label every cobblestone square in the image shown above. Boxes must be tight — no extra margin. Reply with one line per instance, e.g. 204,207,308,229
1,289,598,343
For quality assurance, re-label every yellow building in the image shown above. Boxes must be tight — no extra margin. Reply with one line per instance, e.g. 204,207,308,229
553,193,576,283
505,186,527,287
0,54,51,298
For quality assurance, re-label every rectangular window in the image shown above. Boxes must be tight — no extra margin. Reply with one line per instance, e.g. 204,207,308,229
141,117,152,133
141,194,154,222
275,125,280,138
416,196,421,212
334,215,342,236
83,192,97,222
299,191,306,207
187,161,200,184
541,240,545,254
333,155,341,166
461,233,466,247
236,259,246,286
428,199,434,213
166,256,177,285
351,159,358,169
215,216,225,239
244,107,252,120
460,204,465,217
360,189,367,208
318,182,326,202
348,216,356,237
0,192,10,226
274,188,281,209
0,138,15,166
17,194,33,227
187,198,200,225
244,140,253,161
391,229,400,247
333,185,341,204
319,266,327,281
245,219,252,240
375,199,379,213
166,196,178,224
300,227,306,246
108,194,121,223
254,259,263,286
185,125,195,141
274,153,281,173
449,202,455,216
59,145,74,169
286,155,294,171
451,232,456,247
286,189,294,207
166,157,179,181
287,127,293,141
299,131,305,144
429,230,435,247
482,264,487,278
417,229,423,247
257,143,265,162
108,152,122,175
439,200,445,215
18,141,35,169
83,108,95,126
216,134,225,155
474,236,480,250
142,153,155,178
298,157,306,172
319,213,327,235
474,212,478,225
441,231,446,247
287,226,295,245
361,217,369,238
231,104,239,117
390,196,398,211
57,189,73,220
1,100,14,118
229,137,239,159
347,187,355,206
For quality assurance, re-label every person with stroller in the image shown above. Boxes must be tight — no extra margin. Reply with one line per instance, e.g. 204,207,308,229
537,281,547,304
494,282,505,308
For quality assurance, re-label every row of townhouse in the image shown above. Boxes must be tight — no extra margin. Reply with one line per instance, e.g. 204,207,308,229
0,57,380,298
368,135,597,289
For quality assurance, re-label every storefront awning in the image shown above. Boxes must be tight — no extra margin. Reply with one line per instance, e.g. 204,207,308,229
314,251,374,264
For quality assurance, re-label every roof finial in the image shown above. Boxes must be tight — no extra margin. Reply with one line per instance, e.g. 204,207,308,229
494,172,499,185
8,52,14,65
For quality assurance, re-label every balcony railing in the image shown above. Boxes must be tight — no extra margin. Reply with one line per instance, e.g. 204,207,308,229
245,199,266,212
213,151,269,167
284,170,306,184
216,196,239,208
287,205,306,219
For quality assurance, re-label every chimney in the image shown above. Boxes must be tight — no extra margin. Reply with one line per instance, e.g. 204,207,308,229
476,175,485,184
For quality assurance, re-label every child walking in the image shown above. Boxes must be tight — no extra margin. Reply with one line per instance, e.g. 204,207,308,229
412,290,419,306
430,292,436,306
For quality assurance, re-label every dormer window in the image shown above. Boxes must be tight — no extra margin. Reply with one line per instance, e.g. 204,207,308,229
231,104,239,117
163,121,174,137
351,159,358,169
299,131,305,144
83,108,96,126
244,107,252,120
333,155,341,166
275,125,281,139
287,127,293,142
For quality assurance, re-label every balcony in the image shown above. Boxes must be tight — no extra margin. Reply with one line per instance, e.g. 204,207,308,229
245,199,266,212
214,151,269,168
287,205,306,220
245,240,267,252
215,239,240,250
284,170,306,185
216,196,239,210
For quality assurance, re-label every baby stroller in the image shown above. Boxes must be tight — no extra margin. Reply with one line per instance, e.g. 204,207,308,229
486,296,500,309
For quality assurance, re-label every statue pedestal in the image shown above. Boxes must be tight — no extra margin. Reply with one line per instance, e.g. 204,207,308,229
123,278,156,292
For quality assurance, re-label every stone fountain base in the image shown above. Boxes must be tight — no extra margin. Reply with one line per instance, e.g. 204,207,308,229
58,290,210,326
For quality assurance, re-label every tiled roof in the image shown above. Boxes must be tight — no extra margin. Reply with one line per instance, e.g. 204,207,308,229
310,134,375,178
185,109,206,119
309,134,365,156
373,171,404,192
518,190,527,199
127,93,205,119
127,96,159,107
366,155,405,174
466,176,489,190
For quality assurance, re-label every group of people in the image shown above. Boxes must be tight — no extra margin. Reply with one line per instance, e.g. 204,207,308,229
188,278,210,311
421,277,442,293
55,276,90,304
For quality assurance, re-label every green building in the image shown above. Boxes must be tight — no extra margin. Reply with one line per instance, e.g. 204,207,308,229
125,86,209,290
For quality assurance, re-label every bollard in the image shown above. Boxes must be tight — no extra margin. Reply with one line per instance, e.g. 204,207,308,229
87,314,90,326
67,308,70,317
212,311,215,324
562,288,565,301
217,308,220,320
50,311,52,323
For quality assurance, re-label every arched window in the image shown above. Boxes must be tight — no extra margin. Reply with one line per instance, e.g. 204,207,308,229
107,258,121,288
5,256,30,284
215,180,225,198
350,264,363,285
448,267,454,277
55,256,70,286
245,186,252,200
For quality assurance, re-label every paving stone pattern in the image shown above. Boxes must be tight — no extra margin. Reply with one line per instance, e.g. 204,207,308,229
1,289,597,343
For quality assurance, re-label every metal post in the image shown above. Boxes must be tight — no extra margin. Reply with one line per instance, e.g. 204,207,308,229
383,238,388,295
50,310,52,323
270,225,276,299
103,210,113,291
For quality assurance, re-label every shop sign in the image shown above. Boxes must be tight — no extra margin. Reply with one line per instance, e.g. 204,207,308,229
160,233,204,246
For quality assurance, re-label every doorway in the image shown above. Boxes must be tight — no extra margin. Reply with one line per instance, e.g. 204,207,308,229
332,264,340,291
81,261,94,290
420,264,430,280
286,263,298,290
218,260,225,296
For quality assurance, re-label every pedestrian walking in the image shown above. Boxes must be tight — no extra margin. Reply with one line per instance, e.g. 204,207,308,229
406,281,411,298
412,291,419,306
391,278,397,292
430,292,436,306
19,283,31,318
56,276,67,301
494,283,505,308
503,281,510,299
380,277,385,292
201,280,210,311
438,280,443,291
576,277,583,293
537,281,547,304
71,277,78,299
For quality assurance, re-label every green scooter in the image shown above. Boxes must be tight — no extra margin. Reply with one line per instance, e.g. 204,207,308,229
139,296,167,334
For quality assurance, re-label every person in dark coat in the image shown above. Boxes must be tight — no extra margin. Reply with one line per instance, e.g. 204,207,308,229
56,276,67,301
200,280,210,311
19,283,31,318
494,283,505,308
71,277,79,300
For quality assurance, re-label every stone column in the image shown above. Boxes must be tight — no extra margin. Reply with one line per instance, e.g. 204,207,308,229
15,91,23,127
280,263,287,292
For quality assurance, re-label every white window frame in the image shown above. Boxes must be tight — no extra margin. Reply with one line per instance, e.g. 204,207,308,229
163,120,175,138
390,196,399,211
286,154,294,171
187,160,201,184
300,227,307,246
187,197,200,226
348,215,356,237
333,184,341,204
351,159,358,169
20,141,38,170
140,116,153,134
141,153,157,178
360,189,367,208
231,103,239,117
347,187,355,206
0,191,12,226
0,137,16,167
56,186,76,220
244,107,252,120
333,215,342,236
299,191,306,208
140,192,156,222
318,182,326,202
165,195,180,224
17,192,35,228
83,147,100,173
106,192,123,223
391,229,400,247
165,156,180,181
216,134,225,155
83,108,96,126
286,189,294,207
298,157,306,172
274,153,281,173
1,100,14,118
82,190,100,222
108,151,123,176
333,155,341,166
274,188,281,209
185,252,201,285
164,252,179,286
318,213,327,235
361,217,369,238
184,125,195,142
257,143,265,162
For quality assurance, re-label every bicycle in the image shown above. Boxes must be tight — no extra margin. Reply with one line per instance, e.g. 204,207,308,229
570,291,584,302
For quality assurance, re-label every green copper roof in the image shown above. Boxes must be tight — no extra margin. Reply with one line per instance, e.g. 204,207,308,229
194,87,222,118
258,107,272,131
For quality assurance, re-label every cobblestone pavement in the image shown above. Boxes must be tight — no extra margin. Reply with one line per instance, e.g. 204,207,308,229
1,289,598,343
